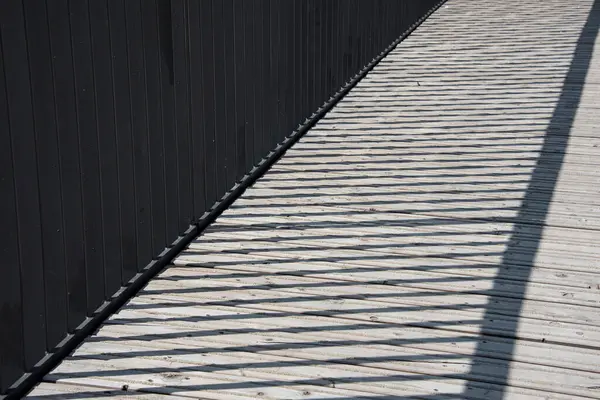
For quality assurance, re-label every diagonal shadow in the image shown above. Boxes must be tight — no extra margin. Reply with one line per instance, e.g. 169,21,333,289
465,1,600,399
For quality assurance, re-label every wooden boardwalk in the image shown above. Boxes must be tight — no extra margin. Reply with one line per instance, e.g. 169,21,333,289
28,0,600,398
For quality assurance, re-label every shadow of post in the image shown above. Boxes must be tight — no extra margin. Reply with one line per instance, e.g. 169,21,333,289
466,2,600,398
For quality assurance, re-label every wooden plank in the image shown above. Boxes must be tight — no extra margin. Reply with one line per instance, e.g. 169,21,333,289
284,143,600,158
89,0,124,299
155,265,600,327
143,274,600,349
211,0,228,197
241,0,256,172
242,183,600,209
197,219,600,277
87,312,600,398
188,0,208,219
233,189,600,217
177,249,600,307
208,209,600,247
28,382,187,399
0,26,24,391
233,0,249,176
250,175,599,197
59,335,594,400
0,0,47,369
104,303,597,374
141,0,169,256
220,200,600,231
22,0,69,349
47,351,406,399
198,0,218,207
171,0,194,232
254,175,600,200
125,0,153,267
70,0,106,313
47,313,585,400
107,0,139,283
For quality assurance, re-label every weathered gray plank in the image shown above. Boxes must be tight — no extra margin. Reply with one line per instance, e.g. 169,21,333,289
27,382,188,399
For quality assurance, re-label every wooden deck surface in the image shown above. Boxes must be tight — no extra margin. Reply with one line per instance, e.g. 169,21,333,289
28,0,600,398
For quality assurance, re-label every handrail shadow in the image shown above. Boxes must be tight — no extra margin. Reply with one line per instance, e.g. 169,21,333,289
466,1,600,399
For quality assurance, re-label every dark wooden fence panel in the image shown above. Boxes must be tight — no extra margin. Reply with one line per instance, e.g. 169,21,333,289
0,0,441,394
0,20,23,391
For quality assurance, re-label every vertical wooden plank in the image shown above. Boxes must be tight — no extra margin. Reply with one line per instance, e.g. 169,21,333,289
269,0,280,146
282,2,294,135
125,0,153,268
365,0,370,64
140,0,168,255
358,0,364,68
376,0,382,56
0,26,25,392
333,0,339,92
314,0,323,108
313,0,319,109
320,0,326,101
336,0,344,93
374,0,379,55
347,0,355,79
188,0,207,217
390,0,394,45
47,0,88,333
89,0,122,299
386,0,392,43
378,0,383,51
332,0,338,93
293,0,302,127
289,1,297,131
329,0,335,95
390,0,396,46
357,0,364,70
349,0,356,77
172,0,194,231
70,0,106,313
243,0,256,172
307,0,315,114
262,0,272,155
324,0,332,98
298,0,303,122
398,0,407,41
369,1,376,60
233,0,247,178
22,0,69,350
107,0,138,282
1,0,47,370
156,0,180,242
385,0,392,45
341,0,349,82
212,0,228,196
322,0,328,100
303,0,310,114
223,0,237,187
280,0,287,137
252,0,264,162
380,0,385,45
199,0,217,208
358,0,363,69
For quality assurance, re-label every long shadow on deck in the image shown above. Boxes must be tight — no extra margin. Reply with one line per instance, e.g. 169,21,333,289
467,1,600,399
